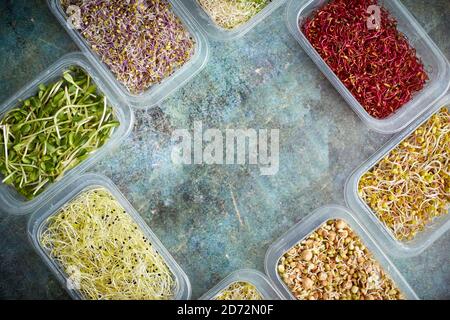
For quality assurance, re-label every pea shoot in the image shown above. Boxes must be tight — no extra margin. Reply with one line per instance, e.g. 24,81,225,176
0,67,119,200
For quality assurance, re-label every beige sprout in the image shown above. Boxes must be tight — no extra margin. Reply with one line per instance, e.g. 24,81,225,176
358,108,450,241
214,281,263,300
40,188,176,300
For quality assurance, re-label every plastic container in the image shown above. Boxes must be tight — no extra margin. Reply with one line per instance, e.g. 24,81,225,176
199,269,283,300
47,0,209,109
0,52,133,216
265,205,418,300
27,173,191,300
345,94,450,258
185,0,287,41
286,0,450,134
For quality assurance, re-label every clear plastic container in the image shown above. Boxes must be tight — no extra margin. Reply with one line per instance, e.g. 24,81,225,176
185,0,287,41
0,52,134,216
286,0,450,134
199,269,283,300
345,94,450,257
264,205,418,300
27,173,191,300
47,0,210,109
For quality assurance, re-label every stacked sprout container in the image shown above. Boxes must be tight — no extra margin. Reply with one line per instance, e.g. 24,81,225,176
0,49,192,299
0,0,449,300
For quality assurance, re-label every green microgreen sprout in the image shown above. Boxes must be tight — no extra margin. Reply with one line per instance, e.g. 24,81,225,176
0,67,119,200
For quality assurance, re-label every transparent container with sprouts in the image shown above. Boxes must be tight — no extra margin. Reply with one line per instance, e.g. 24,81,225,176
185,0,287,41
286,0,450,133
28,173,191,300
48,0,210,109
0,53,133,215
345,94,450,257
199,269,283,300
265,205,418,300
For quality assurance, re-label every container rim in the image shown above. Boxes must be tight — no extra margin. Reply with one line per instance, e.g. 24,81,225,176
199,269,284,300
188,0,288,41
27,173,192,300
47,0,210,109
344,93,450,257
285,0,450,134
264,204,419,300
0,52,134,216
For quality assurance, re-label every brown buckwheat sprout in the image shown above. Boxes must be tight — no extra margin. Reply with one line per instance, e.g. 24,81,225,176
277,219,403,300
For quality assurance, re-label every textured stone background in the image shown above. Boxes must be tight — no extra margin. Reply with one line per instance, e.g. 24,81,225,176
0,0,449,299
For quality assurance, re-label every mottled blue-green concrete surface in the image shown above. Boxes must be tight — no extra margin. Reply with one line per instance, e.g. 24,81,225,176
0,0,449,299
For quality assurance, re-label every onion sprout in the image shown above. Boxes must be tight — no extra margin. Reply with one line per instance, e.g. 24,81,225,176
197,0,271,29
40,188,176,300
358,108,450,241
214,281,263,300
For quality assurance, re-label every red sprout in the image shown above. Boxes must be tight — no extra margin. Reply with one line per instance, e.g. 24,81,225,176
302,0,428,119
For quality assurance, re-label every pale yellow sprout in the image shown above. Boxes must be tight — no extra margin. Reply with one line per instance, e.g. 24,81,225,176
277,219,403,300
40,188,176,300
198,0,271,29
214,281,263,300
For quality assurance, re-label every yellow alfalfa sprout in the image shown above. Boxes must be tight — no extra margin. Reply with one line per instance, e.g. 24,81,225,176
197,0,271,29
40,188,176,300
358,108,450,241
214,281,263,300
